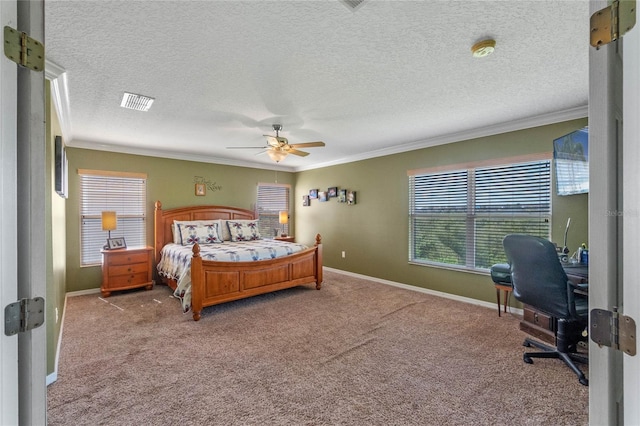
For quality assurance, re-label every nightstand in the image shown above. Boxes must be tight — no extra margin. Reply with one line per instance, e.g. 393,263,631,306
274,236,295,243
101,246,153,297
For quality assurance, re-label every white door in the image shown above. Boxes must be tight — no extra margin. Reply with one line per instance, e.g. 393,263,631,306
589,0,639,424
622,14,640,424
1,1,20,425
1,1,47,424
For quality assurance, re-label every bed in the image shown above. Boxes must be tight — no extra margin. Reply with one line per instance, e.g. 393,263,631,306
154,201,323,321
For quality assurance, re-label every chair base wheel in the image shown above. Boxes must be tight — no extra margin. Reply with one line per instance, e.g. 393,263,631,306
523,355,533,364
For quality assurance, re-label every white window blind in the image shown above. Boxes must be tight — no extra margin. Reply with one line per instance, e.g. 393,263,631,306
79,170,147,266
409,159,551,271
256,183,290,238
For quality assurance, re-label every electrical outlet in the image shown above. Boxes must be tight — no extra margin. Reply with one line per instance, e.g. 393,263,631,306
342,251,346,258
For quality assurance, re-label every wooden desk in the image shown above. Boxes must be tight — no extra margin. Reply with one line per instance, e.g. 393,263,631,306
519,263,588,344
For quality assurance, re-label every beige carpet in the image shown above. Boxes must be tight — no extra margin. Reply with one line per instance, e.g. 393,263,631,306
47,270,588,425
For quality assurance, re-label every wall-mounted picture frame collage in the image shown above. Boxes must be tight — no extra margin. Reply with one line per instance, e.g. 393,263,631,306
305,187,356,206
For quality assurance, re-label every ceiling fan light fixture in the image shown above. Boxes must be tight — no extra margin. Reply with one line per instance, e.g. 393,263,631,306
267,149,288,163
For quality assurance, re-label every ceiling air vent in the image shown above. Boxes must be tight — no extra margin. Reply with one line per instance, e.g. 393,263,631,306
120,92,155,112
340,0,366,12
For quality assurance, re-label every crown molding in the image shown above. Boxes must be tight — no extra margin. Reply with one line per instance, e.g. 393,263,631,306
45,60,73,145
294,105,588,171
66,139,296,172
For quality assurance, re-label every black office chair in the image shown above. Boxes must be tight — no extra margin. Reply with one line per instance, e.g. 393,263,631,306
502,234,589,386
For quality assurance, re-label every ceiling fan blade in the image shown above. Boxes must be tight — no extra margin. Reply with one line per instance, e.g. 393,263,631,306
226,146,267,149
289,141,325,148
288,148,310,157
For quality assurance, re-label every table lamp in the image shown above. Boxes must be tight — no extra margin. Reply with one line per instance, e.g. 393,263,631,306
279,211,288,237
102,211,117,248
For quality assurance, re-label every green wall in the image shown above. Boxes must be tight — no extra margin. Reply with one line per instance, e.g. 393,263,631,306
46,83,67,377
64,149,296,292
295,119,589,305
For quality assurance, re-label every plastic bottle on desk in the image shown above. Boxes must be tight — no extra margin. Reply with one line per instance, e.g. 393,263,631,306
579,243,588,265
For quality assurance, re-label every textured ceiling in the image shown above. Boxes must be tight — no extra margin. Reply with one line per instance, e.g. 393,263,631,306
44,0,589,172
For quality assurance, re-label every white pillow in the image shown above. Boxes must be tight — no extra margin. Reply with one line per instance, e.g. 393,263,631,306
174,221,223,245
227,220,261,242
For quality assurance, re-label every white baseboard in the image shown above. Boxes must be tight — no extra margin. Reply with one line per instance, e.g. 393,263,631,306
47,289,93,387
323,267,523,316
66,287,101,297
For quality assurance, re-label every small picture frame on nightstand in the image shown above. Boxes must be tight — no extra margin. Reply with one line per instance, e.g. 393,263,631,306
107,237,127,250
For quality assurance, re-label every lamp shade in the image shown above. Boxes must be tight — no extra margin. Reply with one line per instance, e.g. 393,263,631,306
101,211,117,231
279,211,288,225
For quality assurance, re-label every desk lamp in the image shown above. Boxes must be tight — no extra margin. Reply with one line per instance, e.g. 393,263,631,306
102,211,117,249
279,211,288,237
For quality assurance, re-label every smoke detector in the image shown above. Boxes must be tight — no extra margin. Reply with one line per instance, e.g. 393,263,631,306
471,39,496,58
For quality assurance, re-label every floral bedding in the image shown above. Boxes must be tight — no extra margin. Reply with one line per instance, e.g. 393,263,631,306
157,240,308,312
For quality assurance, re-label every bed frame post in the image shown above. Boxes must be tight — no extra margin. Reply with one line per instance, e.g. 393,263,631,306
153,201,164,272
191,243,203,321
315,234,323,290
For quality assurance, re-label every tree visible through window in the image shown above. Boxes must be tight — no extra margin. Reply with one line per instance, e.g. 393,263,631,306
256,183,290,238
409,159,551,271
79,170,147,266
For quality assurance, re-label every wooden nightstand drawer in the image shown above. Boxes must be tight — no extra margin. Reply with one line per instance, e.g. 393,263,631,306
107,252,149,266
109,262,149,277
108,271,150,287
101,246,153,297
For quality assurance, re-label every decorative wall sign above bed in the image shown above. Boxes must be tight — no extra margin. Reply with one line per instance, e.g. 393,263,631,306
193,176,223,193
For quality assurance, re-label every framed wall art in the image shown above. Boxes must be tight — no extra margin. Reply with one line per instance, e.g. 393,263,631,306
195,183,206,196
309,189,318,199
338,189,347,203
328,187,338,198
302,195,310,206
54,135,68,198
318,191,328,202
347,191,356,205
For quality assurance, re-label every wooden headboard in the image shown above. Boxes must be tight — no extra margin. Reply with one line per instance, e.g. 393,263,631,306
153,200,255,265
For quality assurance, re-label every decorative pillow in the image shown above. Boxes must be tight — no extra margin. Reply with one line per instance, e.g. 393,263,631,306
173,220,207,244
227,220,261,242
216,219,232,241
177,223,223,245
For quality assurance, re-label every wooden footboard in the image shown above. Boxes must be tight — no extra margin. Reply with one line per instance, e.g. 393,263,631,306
190,234,323,321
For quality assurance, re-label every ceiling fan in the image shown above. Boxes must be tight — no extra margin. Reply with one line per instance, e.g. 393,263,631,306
227,124,325,163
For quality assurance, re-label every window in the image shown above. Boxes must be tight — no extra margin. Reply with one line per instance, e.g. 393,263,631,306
256,183,290,238
79,170,147,266
409,158,551,271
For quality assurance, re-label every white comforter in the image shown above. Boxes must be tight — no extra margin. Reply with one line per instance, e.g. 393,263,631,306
157,240,308,312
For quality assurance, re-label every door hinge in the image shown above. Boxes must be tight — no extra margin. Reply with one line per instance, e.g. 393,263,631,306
3,26,45,71
590,0,637,49
590,307,636,356
4,297,45,336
